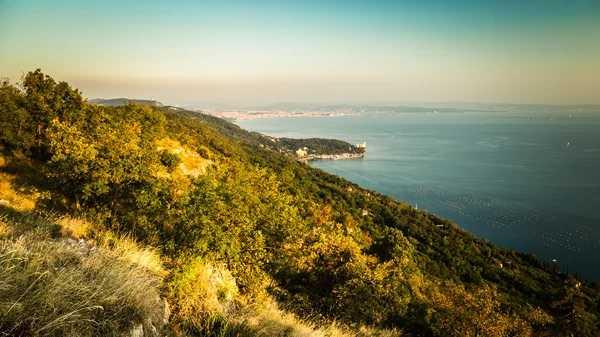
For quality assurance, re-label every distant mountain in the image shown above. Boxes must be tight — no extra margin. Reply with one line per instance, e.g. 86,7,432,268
89,98,163,107
393,102,600,114
191,101,600,115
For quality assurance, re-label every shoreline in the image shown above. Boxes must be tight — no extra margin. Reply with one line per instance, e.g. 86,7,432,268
298,152,365,163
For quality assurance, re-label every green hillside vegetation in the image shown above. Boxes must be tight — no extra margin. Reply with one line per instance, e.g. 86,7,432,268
0,70,599,336
170,109,365,157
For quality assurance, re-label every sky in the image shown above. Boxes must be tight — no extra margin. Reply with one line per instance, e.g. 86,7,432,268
1,0,599,106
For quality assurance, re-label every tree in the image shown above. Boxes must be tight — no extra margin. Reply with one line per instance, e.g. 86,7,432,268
160,149,181,171
46,108,159,210
424,281,551,336
21,69,84,154
0,78,33,149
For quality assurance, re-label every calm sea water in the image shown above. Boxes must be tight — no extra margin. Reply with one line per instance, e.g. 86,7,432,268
238,112,600,280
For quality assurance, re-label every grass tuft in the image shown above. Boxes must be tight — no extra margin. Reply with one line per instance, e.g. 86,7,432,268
0,228,166,337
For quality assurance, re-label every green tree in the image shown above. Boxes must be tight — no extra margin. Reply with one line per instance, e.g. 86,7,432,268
45,109,159,212
160,149,181,170
0,78,33,149
21,69,84,154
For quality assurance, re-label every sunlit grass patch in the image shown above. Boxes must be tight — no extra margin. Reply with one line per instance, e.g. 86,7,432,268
0,229,167,337
55,216,92,239
0,176,36,212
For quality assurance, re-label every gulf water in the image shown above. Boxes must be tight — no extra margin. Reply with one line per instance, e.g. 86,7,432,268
238,112,600,280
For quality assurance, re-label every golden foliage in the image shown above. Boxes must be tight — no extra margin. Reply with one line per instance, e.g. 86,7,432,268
423,281,551,337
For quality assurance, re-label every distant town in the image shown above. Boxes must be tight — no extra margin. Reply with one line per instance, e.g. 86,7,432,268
89,99,600,122
187,107,362,120
180,103,600,121
182,104,467,121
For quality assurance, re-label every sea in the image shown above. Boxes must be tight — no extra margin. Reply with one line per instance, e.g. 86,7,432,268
238,112,600,280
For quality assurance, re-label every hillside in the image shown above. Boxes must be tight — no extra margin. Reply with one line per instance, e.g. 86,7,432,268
167,108,366,158
1,70,599,337
89,97,164,107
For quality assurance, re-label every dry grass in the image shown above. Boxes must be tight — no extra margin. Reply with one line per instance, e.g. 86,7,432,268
232,299,403,337
0,228,166,337
0,189,167,337
55,216,92,239
0,211,59,239
95,231,168,279
0,173,36,212
169,259,240,327
0,149,51,213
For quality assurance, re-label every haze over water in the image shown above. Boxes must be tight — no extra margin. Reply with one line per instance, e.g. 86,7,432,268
239,112,600,280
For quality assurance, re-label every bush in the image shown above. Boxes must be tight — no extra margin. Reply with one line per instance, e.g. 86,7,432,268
167,258,401,337
160,149,181,170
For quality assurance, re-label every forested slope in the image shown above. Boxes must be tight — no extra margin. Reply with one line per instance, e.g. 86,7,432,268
170,108,366,157
1,70,599,336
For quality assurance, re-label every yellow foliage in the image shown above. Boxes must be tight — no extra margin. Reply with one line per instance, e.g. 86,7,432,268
280,222,417,324
423,281,550,337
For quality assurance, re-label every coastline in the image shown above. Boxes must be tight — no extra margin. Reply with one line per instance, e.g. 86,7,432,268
298,152,365,163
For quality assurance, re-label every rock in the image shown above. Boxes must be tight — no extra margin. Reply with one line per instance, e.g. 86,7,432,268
143,318,159,337
58,237,97,256
150,297,170,328
158,298,170,326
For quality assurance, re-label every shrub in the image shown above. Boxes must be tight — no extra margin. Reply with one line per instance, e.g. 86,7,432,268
160,149,181,170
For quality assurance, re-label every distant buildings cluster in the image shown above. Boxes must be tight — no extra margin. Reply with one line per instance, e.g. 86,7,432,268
296,147,309,157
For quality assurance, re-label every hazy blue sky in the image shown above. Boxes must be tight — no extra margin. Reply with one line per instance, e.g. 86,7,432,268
1,0,599,105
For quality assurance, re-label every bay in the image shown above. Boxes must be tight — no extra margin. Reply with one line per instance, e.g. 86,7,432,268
238,112,600,280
